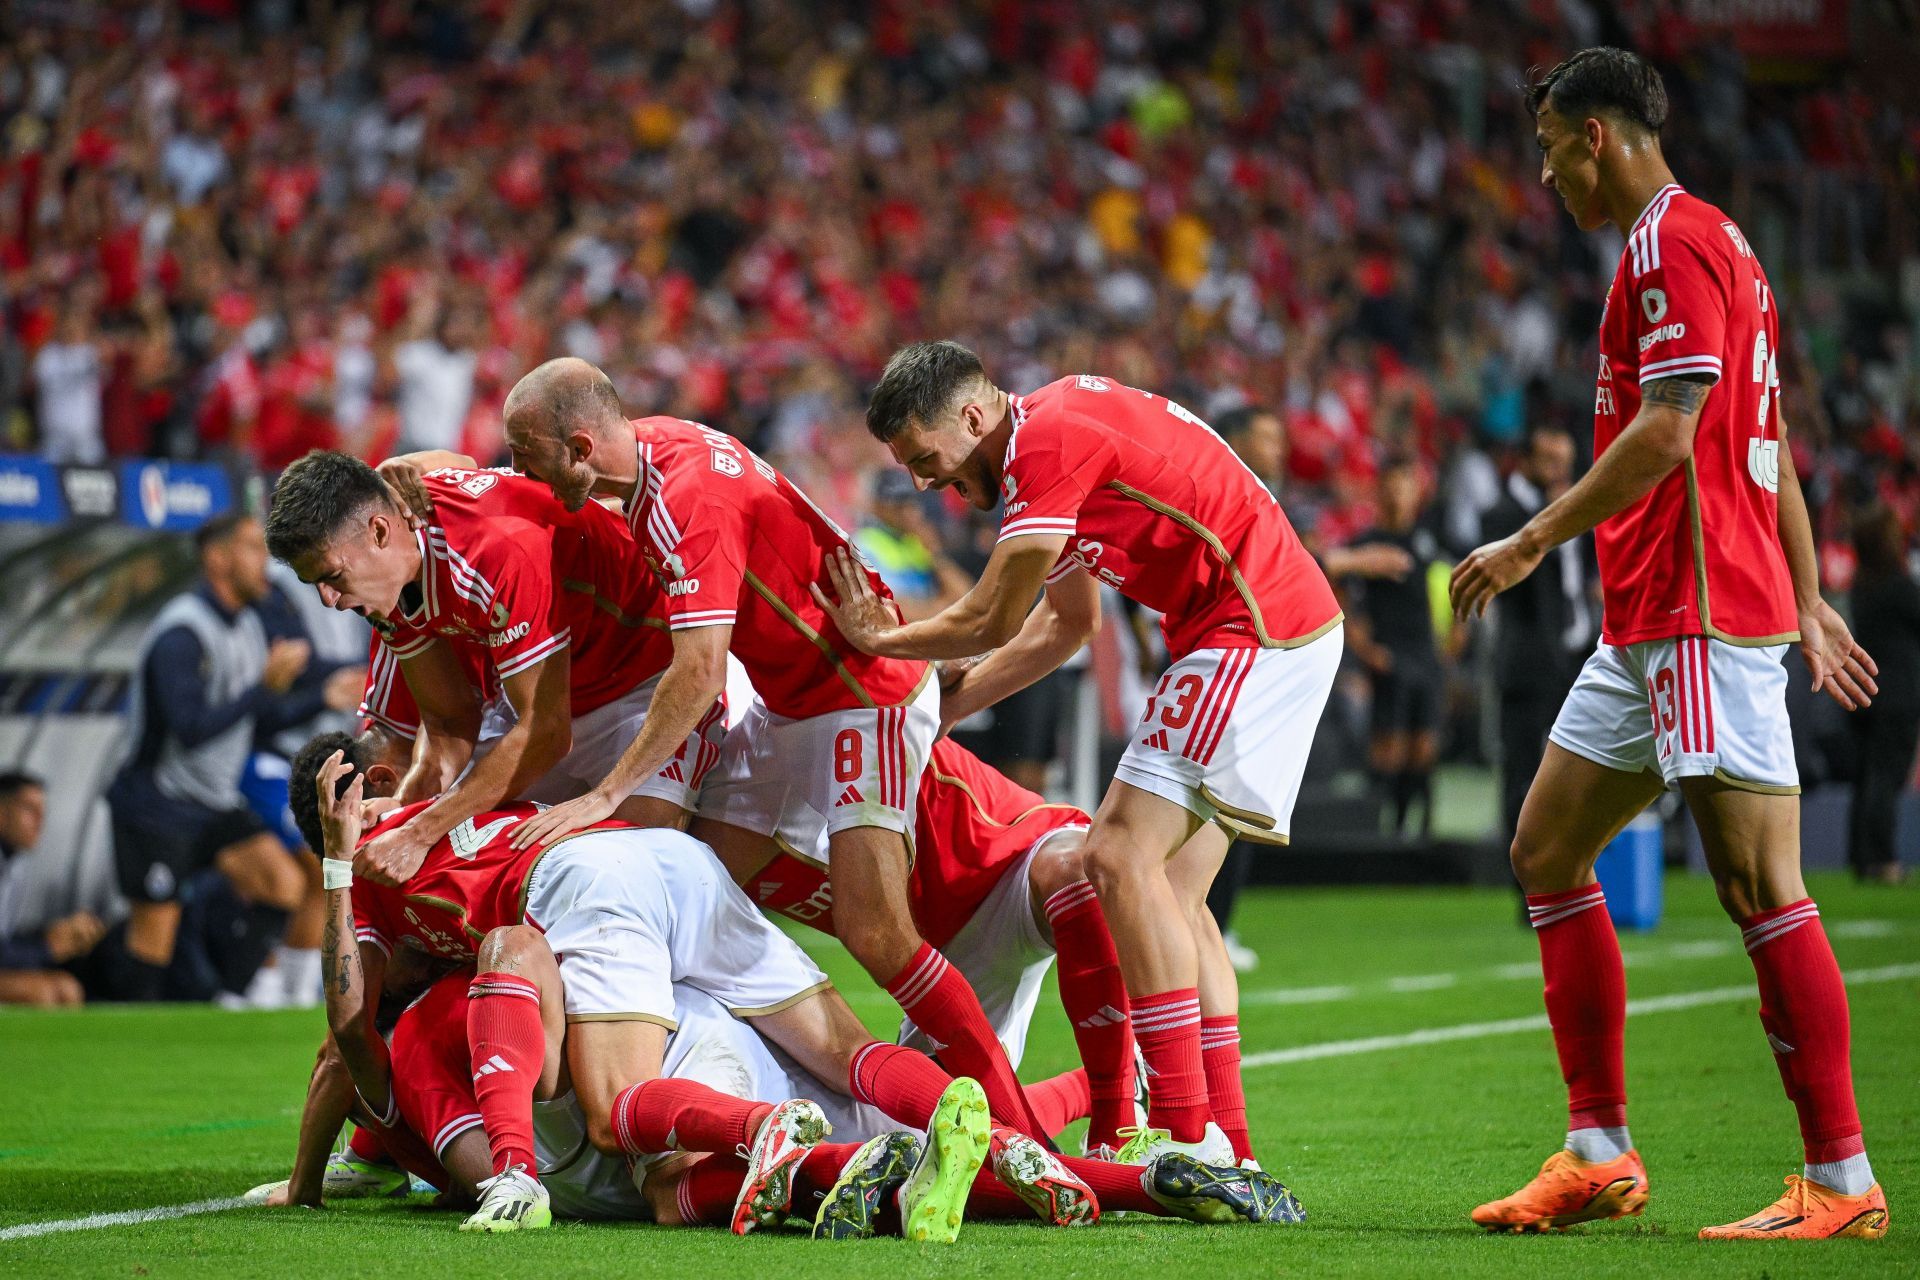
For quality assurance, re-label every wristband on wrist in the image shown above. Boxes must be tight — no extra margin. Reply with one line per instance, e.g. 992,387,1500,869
322,858,354,891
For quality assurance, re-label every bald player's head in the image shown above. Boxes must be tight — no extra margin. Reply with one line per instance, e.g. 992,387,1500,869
501,357,628,511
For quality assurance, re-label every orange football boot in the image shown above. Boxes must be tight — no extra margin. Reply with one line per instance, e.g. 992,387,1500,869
1471,1149,1650,1232
1699,1175,1889,1241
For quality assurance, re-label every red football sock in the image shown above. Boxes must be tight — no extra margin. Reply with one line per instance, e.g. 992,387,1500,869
1043,880,1136,1148
466,972,546,1176
849,1041,952,1129
1527,885,1628,1131
347,1125,388,1163
1200,1014,1251,1162
672,1153,750,1227
966,1150,1162,1218
792,1142,861,1204
1025,1068,1092,1137
610,1078,774,1157
1741,900,1865,1164
1132,987,1209,1142
885,943,1046,1138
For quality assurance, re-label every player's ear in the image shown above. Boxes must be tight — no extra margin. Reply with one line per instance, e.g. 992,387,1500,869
363,762,401,796
568,429,594,463
1584,115,1604,156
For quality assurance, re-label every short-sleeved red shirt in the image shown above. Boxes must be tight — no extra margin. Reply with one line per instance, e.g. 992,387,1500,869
1592,185,1797,645
998,376,1340,659
626,417,928,717
374,470,671,716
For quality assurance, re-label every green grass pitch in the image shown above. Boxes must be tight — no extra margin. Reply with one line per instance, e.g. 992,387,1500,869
2,871,1913,1277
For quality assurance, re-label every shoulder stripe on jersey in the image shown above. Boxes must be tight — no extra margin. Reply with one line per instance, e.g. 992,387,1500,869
353,927,391,957
1627,185,1683,279
1640,355,1723,385
429,532,499,615
1004,394,1028,463
387,635,435,659
999,517,1078,541
494,630,570,679
407,528,438,619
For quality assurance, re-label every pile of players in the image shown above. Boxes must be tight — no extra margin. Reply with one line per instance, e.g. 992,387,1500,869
244,46,1889,1244
241,353,1315,1238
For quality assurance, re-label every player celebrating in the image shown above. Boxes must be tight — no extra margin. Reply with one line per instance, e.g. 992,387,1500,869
816,342,1344,1169
482,357,1050,1142
1451,48,1887,1240
265,453,727,877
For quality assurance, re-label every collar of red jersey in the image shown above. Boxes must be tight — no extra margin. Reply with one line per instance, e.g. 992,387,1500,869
1629,183,1685,236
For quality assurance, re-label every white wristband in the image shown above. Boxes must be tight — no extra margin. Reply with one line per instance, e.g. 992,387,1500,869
322,858,354,891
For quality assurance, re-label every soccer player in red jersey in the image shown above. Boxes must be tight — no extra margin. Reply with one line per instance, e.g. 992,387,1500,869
487,357,1052,1142
1451,48,1886,1240
265,453,727,883
814,342,1343,1170
746,737,1142,1157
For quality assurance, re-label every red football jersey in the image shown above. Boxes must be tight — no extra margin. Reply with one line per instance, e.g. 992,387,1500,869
1593,185,1798,646
357,631,493,740
376,469,671,717
998,376,1341,659
626,417,928,717
744,739,1087,949
350,801,631,961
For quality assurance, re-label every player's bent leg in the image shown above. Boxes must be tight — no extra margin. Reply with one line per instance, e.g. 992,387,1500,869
1167,826,1249,1165
1473,745,1663,1231
123,900,182,969
1683,778,1883,1225
612,794,691,832
566,1019,670,1156
688,816,782,886
465,926,568,1193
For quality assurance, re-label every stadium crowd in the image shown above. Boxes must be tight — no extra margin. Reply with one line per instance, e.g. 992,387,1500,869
1,1,1916,896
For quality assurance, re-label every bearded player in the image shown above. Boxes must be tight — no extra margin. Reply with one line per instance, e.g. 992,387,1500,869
1451,48,1886,1240
816,343,1343,1170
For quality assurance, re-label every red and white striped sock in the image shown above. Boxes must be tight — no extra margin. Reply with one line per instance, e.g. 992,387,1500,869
884,942,1045,1138
671,1153,751,1227
848,1040,951,1130
466,972,546,1177
1741,899,1873,1194
1043,880,1136,1150
1526,885,1631,1162
1200,1014,1251,1162
609,1077,774,1157
1131,988,1209,1143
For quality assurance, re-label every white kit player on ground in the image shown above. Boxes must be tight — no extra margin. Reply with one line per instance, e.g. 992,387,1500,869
814,341,1345,1173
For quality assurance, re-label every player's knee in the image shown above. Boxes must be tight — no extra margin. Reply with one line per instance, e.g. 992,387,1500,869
1082,837,1143,900
584,1109,626,1157
1026,834,1088,905
1709,867,1765,921
476,924,546,974
840,914,921,979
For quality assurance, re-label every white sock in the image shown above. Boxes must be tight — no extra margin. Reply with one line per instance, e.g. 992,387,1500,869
1806,1153,1874,1196
278,946,322,1000
1565,1126,1632,1162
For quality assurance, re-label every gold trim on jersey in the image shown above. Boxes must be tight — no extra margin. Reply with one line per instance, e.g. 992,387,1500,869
1104,481,1342,649
567,1011,680,1028
404,892,487,943
730,979,834,1018
559,578,668,631
928,768,1087,831
1709,768,1801,797
1683,461,1803,648
744,570,878,708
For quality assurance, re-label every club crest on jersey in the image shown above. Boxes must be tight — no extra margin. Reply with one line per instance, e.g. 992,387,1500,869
710,449,743,477
1076,375,1110,392
459,472,498,498
491,600,511,628
1001,473,1017,502
1640,289,1668,324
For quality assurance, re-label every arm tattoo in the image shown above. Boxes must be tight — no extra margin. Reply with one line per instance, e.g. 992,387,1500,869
1642,373,1713,414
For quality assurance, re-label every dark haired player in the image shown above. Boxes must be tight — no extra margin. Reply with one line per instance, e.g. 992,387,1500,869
1451,47,1886,1239
815,343,1343,1171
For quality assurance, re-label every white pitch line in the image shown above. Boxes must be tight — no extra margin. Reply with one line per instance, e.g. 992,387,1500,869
1385,973,1458,993
1240,962,1920,1069
0,1196,248,1242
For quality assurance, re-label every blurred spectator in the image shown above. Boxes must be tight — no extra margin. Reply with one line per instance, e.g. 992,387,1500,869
1846,506,1919,885
31,305,105,463
102,514,349,1002
1480,424,1598,841
0,770,105,1007
1344,457,1450,838
854,470,971,619
393,298,480,456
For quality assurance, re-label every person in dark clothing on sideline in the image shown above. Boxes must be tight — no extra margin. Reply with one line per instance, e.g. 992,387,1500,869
0,771,107,1006
1345,456,1448,838
1846,506,1919,884
104,513,359,1001
1479,424,1599,841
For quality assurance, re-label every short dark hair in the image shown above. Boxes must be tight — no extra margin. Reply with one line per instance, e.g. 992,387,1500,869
289,729,369,855
265,451,395,565
866,340,988,443
1212,405,1274,445
0,770,44,803
194,511,254,556
1527,47,1668,135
